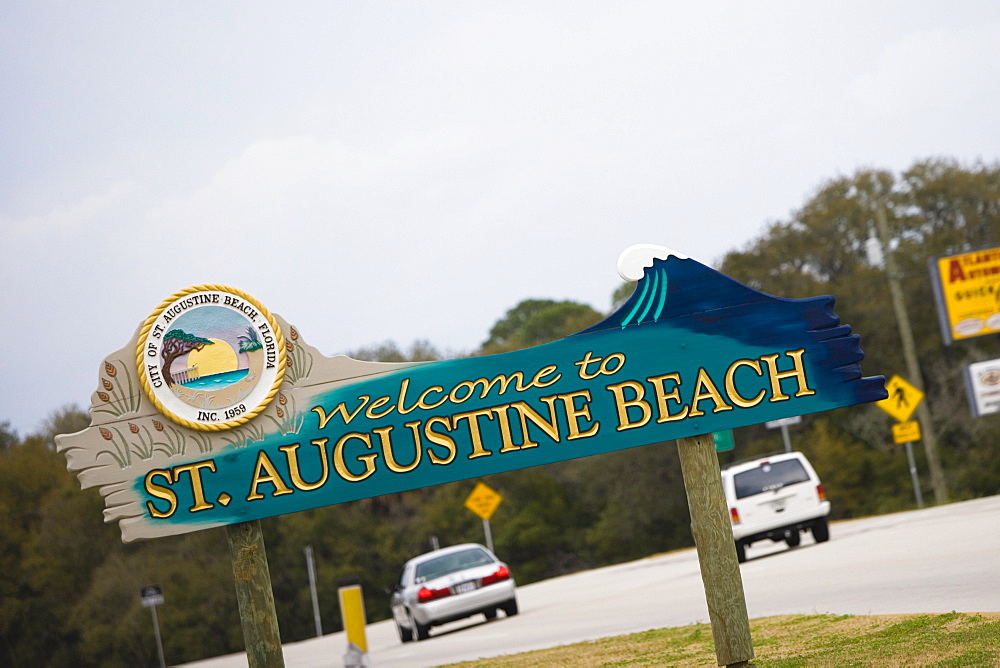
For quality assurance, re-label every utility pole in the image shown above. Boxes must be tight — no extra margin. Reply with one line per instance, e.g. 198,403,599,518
874,203,948,504
304,545,323,638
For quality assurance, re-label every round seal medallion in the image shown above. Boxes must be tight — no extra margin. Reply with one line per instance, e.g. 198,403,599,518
136,285,286,431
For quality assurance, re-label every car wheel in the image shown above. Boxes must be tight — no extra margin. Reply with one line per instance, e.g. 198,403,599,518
502,598,519,617
785,530,801,548
484,608,498,621
395,618,413,643
408,610,430,641
812,518,830,543
735,540,747,563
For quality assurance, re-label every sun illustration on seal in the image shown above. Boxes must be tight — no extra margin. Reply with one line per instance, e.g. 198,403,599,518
186,338,239,377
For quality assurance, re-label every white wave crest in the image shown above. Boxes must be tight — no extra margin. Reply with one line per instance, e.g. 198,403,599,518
617,244,688,281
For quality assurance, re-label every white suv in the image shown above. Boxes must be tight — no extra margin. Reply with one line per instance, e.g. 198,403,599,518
721,451,831,563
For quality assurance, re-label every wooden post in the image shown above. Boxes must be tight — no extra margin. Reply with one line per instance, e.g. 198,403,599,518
225,520,285,668
676,434,754,667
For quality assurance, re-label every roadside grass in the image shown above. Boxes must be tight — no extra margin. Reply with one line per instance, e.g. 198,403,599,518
448,612,1000,667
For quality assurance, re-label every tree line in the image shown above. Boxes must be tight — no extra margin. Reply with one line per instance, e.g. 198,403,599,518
2,157,999,666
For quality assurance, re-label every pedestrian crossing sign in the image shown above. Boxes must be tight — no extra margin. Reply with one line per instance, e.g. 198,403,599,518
877,375,924,422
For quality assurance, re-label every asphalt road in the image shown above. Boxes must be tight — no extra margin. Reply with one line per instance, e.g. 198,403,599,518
183,494,1000,667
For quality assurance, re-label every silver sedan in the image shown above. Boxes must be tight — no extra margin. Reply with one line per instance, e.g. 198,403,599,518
390,543,518,642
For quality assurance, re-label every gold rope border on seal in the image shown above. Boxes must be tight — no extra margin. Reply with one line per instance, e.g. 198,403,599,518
134,284,287,432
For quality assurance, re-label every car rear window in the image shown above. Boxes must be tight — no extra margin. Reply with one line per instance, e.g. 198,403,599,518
733,459,810,499
415,547,494,582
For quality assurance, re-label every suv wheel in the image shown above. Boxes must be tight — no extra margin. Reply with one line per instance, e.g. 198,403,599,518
812,518,830,543
735,540,747,563
785,530,801,548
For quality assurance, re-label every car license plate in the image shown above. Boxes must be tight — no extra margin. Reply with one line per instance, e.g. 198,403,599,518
455,581,477,594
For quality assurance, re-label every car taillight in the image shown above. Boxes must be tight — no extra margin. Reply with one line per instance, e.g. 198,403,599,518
417,586,451,602
730,507,741,524
816,484,826,501
480,565,510,586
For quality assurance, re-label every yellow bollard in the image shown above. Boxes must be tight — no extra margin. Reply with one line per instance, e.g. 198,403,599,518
338,577,369,667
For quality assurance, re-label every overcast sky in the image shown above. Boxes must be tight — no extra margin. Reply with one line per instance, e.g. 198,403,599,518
3,2,999,437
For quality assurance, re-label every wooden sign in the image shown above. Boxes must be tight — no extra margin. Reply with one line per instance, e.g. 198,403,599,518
56,246,886,542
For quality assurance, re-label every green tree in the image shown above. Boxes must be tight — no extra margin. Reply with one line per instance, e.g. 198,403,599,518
479,299,602,354
68,529,242,667
0,420,18,450
611,281,634,311
573,444,693,564
0,407,119,667
348,339,441,363
720,158,1000,509
38,404,90,448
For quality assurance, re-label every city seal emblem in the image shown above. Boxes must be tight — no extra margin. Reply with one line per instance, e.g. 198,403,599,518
135,285,286,431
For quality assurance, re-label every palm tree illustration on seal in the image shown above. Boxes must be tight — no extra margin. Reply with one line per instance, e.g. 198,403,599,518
237,326,263,355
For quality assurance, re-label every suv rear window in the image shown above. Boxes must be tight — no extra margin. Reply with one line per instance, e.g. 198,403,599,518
733,459,810,499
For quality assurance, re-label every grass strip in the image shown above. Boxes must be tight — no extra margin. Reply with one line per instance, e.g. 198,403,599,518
448,612,1000,667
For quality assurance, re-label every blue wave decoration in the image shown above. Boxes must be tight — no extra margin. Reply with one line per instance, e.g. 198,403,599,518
582,255,885,407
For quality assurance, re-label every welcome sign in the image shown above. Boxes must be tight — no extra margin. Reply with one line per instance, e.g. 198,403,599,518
57,246,886,542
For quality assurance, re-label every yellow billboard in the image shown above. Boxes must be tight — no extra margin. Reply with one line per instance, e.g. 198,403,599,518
932,247,1000,343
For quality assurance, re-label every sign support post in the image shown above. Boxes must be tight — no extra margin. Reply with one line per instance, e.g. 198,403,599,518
676,434,753,667
140,585,166,668
482,518,494,554
765,416,801,453
225,521,284,668
903,440,924,509
880,377,927,509
304,545,323,638
149,605,165,668
465,482,502,554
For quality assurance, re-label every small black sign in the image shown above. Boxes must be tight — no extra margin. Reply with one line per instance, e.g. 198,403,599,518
141,585,164,607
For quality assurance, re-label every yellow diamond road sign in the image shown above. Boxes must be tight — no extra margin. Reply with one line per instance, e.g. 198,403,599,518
465,482,502,520
877,375,924,423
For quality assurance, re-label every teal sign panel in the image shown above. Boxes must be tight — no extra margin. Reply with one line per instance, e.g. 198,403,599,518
58,249,886,541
